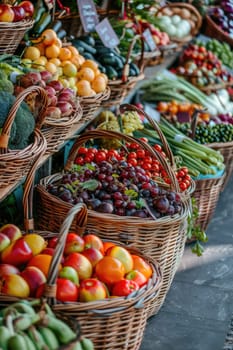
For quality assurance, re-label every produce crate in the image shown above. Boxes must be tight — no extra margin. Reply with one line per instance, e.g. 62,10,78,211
204,15,233,48
0,86,47,198
36,127,190,316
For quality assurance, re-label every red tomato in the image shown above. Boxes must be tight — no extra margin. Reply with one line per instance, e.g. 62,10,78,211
127,152,137,159
56,278,79,302
128,158,137,167
111,279,139,297
75,156,84,165
136,149,145,158
144,156,153,164
77,147,88,155
94,151,106,163
179,182,187,191
153,144,162,152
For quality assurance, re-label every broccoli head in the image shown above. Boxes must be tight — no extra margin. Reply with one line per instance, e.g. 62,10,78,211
0,91,35,150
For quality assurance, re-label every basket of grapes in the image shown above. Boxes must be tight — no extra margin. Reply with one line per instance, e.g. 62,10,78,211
36,126,189,316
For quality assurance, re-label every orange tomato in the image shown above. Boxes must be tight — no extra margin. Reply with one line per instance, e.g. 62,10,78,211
84,234,104,254
178,103,191,113
131,255,152,280
168,104,178,115
157,102,168,113
95,256,125,284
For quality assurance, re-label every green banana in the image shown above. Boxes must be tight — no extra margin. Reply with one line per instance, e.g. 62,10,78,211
27,326,50,350
42,314,76,344
0,326,11,350
7,334,27,350
13,314,40,332
80,338,94,350
2,302,36,318
21,332,37,350
70,341,82,350
38,326,59,350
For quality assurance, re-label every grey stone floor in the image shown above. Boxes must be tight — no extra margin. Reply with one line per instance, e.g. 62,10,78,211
140,174,233,350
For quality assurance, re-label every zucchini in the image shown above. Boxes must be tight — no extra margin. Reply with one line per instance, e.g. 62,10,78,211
33,6,46,23
105,66,118,80
32,12,52,35
48,20,63,33
57,29,67,39
102,55,124,70
129,62,140,76
82,52,95,61
72,40,96,55
72,45,85,54
78,35,95,47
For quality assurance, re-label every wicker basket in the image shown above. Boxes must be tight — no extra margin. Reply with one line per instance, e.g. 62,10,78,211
40,99,83,156
207,141,233,191
204,15,233,48
156,3,202,44
0,18,34,54
78,87,111,126
192,174,225,232
36,128,189,316
0,86,48,198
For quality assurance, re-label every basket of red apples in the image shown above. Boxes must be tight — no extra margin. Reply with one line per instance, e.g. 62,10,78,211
0,1,34,54
36,127,189,315
0,199,161,350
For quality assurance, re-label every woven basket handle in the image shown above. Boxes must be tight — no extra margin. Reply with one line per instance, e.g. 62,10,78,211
122,33,144,82
65,129,180,192
42,203,88,297
120,103,176,169
0,86,48,151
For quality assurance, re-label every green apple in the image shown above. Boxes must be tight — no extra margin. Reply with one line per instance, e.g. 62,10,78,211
59,266,79,285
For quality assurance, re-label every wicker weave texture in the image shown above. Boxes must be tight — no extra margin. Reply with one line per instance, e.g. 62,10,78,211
192,175,225,232
204,15,233,48
0,19,34,54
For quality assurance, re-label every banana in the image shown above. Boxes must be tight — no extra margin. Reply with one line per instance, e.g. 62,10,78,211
80,338,94,350
41,314,76,345
2,301,36,318
13,314,40,332
69,341,82,350
7,334,27,350
0,326,11,350
38,326,59,350
27,326,50,350
19,331,37,350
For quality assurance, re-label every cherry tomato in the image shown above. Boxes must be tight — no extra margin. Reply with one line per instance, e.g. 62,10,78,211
94,151,107,163
153,144,162,152
136,149,146,158
139,137,148,143
179,182,187,191
127,152,137,159
128,142,140,150
144,156,153,164
75,156,84,165
142,163,152,171
157,102,168,113
78,147,88,155
111,279,139,297
128,158,137,166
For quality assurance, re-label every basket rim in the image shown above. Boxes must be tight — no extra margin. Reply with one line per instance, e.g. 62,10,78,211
0,18,34,28
205,15,233,45
43,100,83,127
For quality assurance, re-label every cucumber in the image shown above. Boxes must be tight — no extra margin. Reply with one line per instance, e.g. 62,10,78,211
105,66,118,80
73,45,85,54
114,56,124,70
48,20,63,33
72,40,96,54
32,12,52,35
78,35,95,47
96,47,115,56
57,29,67,39
33,6,46,23
101,55,124,70
82,52,96,61
129,62,140,76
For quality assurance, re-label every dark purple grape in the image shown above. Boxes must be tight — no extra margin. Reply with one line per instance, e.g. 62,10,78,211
127,201,136,210
166,192,176,201
80,191,90,201
140,189,151,198
114,200,125,208
133,210,148,218
128,184,139,192
113,192,123,200
167,205,175,216
150,187,160,197
84,169,93,178
154,197,169,213
87,198,102,209
114,208,126,216
96,202,114,214
59,190,73,202
107,183,119,193
71,172,78,181
125,208,137,216
102,193,111,200
73,197,84,204
98,173,106,181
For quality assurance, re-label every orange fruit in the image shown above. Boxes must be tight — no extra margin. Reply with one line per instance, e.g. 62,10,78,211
83,234,104,254
49,57,61,66
23,234,46,256
41,29,57,46
106,246,133,273
70,55,84,69
67,45,80,57
34,42,45,56
54,38,62,49
45,44,60,59
76,79,92,97
31,57,46,70
91,75,106,93
103,241,116,254
98,73,108,84
62,62,78,77
95,256,125,284
24,46,41,61
131,255,152,280
59,47,72,61
77,67,95,82
81,59,99,72
27,254,52,277
45,61,57,75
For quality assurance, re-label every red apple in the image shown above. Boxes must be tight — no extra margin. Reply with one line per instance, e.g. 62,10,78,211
63,252,92,281
0,4,14,22
64,234,85,255
41,247,55,256
57,101,73,117
126,269,147,287
59,266,79,285
0,233,10,252
40,70,53,83
79,278,108,302
20,266,46,297
111,279,139,297
18,72,41,88
14,85,25,96
0,274,30,298
47,237,58,249
82,247,103,267
56,278,79,302
0,264,20,277
47,93,58,107
18,1,34,17
58,90,75,103
1,238,33,266
0,223,22,242
83,234,104,254
47,80,64,92
12,5,25,22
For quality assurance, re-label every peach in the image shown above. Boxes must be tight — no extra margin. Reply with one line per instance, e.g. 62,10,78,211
63,252,92,281
20,266,46,297
0,274,30,298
